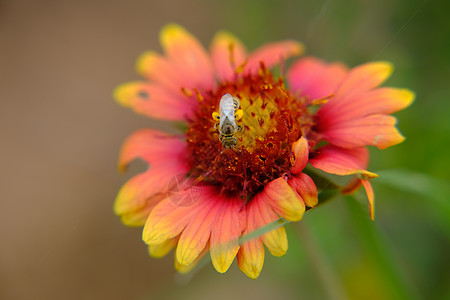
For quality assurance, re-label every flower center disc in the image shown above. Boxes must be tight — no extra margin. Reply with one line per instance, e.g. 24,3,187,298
186,67,313,199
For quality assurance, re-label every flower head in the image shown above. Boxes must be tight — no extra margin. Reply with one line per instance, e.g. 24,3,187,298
114,24,413,279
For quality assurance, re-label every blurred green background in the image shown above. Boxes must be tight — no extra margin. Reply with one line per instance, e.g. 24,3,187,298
1,0,449,299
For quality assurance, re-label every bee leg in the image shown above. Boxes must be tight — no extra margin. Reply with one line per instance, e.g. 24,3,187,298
237,125,244,132
212,111,220,122
235,109,244,121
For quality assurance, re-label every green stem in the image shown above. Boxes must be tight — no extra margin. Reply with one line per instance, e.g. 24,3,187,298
295,222,350,300
345,196,418,300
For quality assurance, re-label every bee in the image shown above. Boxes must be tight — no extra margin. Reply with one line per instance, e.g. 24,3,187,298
212,93,244,149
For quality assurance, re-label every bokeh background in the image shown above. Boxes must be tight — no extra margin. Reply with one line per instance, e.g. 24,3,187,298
1,0,449,299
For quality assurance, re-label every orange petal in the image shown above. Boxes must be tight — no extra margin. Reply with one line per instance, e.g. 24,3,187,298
175,246,208,274
117,193,165,227
114,130,190,225
210,31,247,82
252,194,289,256
341,177,363,195
263,178,305,222
237,197,265,279
237,238,264,279
245,40,304,74
310,145,378,179
322,114,405,149
118,129,188,171
319,88,415,126
148,237,178,258
361,179,375,220
334,61,393,100
262,226,288,257
114,168,182,226
288,173,318,208
287,57,348,100
291,136,309,174
363,88,415,114
176,188,222,266
237,192,292,279
210,198,246,273
142,194,197,245
114,82,195,121
136,51,187,94
160,24,214,90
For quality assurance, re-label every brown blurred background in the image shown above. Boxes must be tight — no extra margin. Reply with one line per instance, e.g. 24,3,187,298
1,0,449,299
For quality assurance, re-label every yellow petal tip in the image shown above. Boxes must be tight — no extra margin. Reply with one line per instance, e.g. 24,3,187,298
135,51,158,77
213,30,238,42
399,88,416,108
291,41,305,56
160,23,188,46
360,170,379,179
263,227,288,257
372,61,394,79
211,252,235,274
148,239,176,258
113,82,139,107
176,247,198,267
175,259,197,274
142,228,169,246
241,263,261,279
213,261,230,274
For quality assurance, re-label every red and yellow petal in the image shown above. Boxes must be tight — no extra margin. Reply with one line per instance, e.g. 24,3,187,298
237,236,265,279
114,129,191,226
342,177,375,220
114,82,195,121
114,168,183,227
116,193,164,227
291,136,309,174
175,192,221,266
175,246,208,274
237,195,266,279
160,24,215,90
136,51,186,94
288,173,318,208
263,178,305,222
245,40,304,74
262,226,288,257
321,114,405,149
148,237,178,258
210,31,247,82
210,198,246,273
142,194,198,246
319,88,415,126
333,61,393,100
313,62,411,150
362,87,414,114
256,201,288,257
311,146,377,218
287,57,348,100
310,145,378,179
118,129,189,171
361,179,375,220
237,192,290,279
